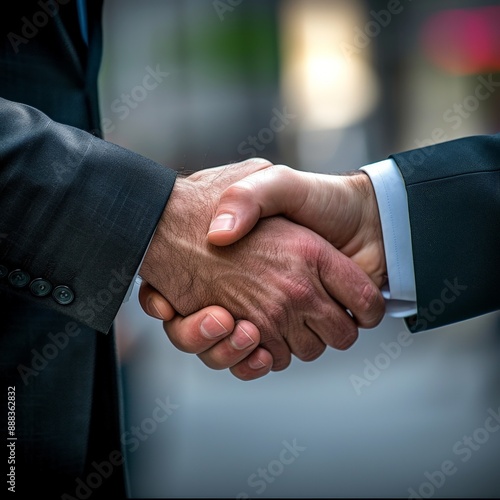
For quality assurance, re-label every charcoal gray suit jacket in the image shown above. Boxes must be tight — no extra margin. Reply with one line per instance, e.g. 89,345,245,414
0,1,175,497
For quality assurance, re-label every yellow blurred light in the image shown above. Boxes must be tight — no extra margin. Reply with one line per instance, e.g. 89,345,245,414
280,0,379,130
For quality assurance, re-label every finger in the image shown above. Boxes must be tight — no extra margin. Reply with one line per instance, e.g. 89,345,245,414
207,165,307,246
305,308,359,351
229,347,274,381
260,337,292,371
317,245,386,329
197,320,263,370
189,156,274,187
138,281,176,321
277,322,328,362
163,306,236,355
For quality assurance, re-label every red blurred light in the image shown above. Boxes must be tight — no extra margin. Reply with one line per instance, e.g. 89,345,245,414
420,5,500,75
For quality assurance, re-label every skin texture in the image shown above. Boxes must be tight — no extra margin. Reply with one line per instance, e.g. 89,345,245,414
208,165,387,287
139,159,385,374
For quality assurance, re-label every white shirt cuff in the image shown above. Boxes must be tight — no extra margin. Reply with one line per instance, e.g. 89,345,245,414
122,229,156,303
360,159,417,317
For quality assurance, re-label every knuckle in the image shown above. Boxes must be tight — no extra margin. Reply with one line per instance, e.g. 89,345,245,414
268,163,291,180
324,310,358,350
206,359,228,371
286,277,316,306
356,283,384,325
163,330,192,353
244,157,273,167
260,336,291,371
300,235,322,258
224,181,255,200
271,355,291,371
232,369,254,382
264,300,289,333
200,358,225,371
296,343,326,362
336,326,359,350
163,322,201,355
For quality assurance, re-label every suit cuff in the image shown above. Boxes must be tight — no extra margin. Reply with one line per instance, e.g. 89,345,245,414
360,159,417,317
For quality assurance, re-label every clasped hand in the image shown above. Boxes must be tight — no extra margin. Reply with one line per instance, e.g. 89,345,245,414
138,158,387,380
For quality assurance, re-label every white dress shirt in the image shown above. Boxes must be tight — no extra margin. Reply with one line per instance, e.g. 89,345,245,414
360,159,417,317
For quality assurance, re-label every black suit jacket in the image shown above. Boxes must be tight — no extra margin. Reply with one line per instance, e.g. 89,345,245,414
390,134,500,332
0,2,176,497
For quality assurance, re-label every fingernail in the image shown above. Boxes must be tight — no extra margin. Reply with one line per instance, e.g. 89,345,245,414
147,297,164,319
229,325,255,350
208,213,235,233
200,313,228,339
248,357,267,370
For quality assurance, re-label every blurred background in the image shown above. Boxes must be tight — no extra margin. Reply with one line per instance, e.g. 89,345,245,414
99,0,500,497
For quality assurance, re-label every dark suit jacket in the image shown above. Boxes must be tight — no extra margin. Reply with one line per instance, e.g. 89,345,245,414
390,134,500,332
0,1,176,497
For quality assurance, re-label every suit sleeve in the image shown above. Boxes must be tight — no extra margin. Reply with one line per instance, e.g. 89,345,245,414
389,133,500,332
0,98,177,333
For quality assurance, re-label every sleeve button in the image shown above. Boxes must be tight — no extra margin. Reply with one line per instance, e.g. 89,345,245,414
52,285,75,305
8,269,30,288
30,278,53,297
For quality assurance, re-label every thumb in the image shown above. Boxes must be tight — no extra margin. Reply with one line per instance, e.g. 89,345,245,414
207,165,307,246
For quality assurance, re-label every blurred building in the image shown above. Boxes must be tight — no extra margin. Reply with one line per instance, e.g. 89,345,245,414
100,0,500,497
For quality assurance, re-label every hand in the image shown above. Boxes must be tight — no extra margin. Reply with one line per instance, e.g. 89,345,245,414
139,159,385,372
208,165,387,287
138,281,273,381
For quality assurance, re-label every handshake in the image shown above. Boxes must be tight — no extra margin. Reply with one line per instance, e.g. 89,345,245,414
138,158,388,381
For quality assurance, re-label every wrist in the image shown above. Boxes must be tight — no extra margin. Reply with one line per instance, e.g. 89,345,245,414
348,172,388,288
139,177,211,313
